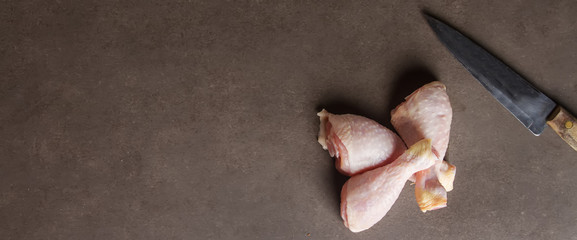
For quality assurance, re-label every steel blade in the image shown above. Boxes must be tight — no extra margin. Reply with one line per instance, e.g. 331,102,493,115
425,14,556,135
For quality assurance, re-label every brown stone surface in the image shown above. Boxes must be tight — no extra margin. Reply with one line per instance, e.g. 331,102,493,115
2,1,577,239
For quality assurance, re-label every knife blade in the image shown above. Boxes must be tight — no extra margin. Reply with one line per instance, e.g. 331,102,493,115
425,14,577,151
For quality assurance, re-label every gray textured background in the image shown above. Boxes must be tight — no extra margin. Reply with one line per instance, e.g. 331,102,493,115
2,1,577,239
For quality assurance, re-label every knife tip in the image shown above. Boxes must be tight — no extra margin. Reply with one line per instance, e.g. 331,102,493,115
420,10,434,18
420,11,439,25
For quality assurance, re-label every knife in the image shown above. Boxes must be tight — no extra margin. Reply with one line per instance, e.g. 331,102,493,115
424,14,577,151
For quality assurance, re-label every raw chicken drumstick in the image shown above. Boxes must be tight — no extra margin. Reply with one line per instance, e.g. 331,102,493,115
317,109,407,176
391,81,456,212
340,139,438,232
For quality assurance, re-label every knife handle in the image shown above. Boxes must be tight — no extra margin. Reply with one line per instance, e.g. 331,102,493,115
547,106,577,151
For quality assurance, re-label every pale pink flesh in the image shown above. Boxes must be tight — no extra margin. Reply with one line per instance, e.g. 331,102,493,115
391,81,451,159
391,81,454,211
340,139,437,232
318,109,407,176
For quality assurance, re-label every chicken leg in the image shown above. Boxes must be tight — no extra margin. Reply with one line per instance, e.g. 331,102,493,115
340,139,437,232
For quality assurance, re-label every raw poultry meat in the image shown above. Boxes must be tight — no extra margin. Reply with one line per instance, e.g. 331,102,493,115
340,139,437,232
391,81,456,212
317,109,407,176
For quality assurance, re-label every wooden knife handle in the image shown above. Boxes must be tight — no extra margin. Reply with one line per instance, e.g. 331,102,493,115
547,106,577,151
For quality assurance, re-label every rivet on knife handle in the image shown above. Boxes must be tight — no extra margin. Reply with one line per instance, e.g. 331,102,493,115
547,106,577,151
